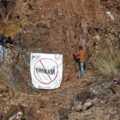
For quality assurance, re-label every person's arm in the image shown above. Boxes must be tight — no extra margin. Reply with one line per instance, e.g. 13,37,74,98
74,51,80,56
74,51,81,59
5,43,14,48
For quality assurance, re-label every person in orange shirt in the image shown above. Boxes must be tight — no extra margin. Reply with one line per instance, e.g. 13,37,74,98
74,46,86,78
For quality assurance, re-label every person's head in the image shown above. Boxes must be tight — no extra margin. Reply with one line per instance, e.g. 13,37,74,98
79,45,83,50
7,36,13,44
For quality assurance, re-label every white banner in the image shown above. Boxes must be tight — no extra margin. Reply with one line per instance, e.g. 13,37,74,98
30,53,63,89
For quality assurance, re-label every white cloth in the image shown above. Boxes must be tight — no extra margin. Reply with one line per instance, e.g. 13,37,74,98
30,53,63,89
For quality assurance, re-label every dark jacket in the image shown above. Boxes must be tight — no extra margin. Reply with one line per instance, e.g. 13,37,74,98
0,35,8,46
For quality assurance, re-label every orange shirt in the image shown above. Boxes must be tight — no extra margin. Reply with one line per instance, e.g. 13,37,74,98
74,49,86,62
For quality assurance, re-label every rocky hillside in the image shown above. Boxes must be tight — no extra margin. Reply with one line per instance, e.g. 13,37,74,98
0,0,120,119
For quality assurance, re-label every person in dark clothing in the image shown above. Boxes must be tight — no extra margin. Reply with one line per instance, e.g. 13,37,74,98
0,35,13,62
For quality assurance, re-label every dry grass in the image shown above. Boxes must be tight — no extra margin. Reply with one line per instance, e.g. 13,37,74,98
0,19,21,38
93,49,120,78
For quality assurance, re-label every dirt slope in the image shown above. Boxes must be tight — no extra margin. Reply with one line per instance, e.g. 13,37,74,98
0,0,120,119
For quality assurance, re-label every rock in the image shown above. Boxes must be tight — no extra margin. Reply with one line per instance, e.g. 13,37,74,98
114,74,120,84
83,100,93,111
73,99,95,112
8,111,23,120
16,111,23,119
0,1,15,22
4,105,24,120
73,101,83,112
39,100,46,108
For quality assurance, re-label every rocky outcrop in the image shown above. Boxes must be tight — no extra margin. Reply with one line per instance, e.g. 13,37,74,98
0,0,15,22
